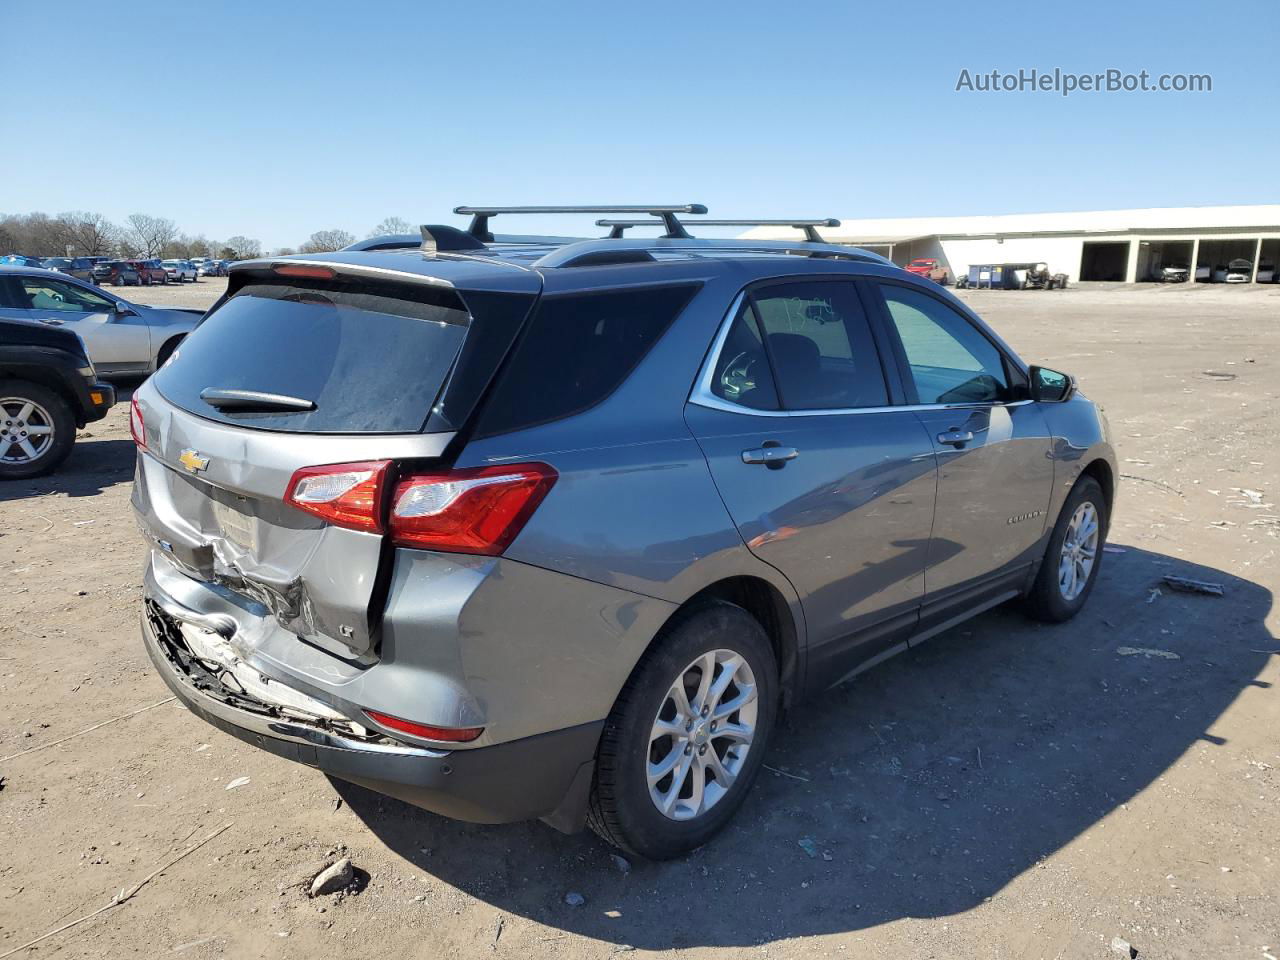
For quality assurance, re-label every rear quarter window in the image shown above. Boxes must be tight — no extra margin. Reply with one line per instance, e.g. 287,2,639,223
154,279,469,433
473,283,699,437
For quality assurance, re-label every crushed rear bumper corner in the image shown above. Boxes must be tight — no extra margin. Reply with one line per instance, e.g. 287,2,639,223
140,605,602,831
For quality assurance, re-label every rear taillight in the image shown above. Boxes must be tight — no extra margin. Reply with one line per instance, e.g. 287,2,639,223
389,463,557,555
282,460,556,553
283,461,391,533
129,395,146,449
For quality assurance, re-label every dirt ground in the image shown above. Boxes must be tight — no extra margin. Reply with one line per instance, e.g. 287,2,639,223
1,280,1277,960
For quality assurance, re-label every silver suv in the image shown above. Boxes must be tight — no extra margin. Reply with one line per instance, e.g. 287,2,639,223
132,205,1117,859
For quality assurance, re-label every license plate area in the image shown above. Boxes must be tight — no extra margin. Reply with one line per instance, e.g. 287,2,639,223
211,498,258,553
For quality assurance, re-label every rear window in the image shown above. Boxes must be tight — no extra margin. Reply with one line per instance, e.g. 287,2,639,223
474,283,699,437
154,279,469,433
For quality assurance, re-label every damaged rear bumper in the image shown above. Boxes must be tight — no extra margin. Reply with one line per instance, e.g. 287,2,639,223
141,602,601,830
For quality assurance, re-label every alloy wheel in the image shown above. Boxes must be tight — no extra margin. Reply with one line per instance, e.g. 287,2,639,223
0,398,56,465
1058,501,1100,601
647,649,758,821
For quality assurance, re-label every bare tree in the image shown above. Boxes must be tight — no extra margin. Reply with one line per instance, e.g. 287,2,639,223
224,236,262,260
55,211,120,256
127,214,179,258
300,229,356,253
272,246,297,256
368,217,414,237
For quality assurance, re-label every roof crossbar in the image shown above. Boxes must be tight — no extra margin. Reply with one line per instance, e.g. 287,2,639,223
596,218,841,242
455,204,708,242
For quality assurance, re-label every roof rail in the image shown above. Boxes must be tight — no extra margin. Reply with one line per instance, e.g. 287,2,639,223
455,204,708,242
596,218,841,242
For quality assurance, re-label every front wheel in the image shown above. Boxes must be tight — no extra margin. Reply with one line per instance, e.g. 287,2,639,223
1023,476,1108,621
588,601,778,860
0,381,75,480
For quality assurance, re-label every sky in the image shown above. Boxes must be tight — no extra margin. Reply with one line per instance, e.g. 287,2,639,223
2,0,1274,249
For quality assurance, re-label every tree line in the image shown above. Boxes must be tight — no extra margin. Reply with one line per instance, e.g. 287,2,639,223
0,212,419,261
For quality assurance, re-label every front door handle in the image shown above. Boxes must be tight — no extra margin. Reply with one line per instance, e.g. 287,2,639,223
742,445,799,466
936,429,974,448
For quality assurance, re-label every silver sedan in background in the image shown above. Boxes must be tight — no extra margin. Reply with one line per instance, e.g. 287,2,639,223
0,266,201,376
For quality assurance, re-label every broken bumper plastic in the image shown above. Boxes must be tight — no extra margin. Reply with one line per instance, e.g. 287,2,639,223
141,602,601,830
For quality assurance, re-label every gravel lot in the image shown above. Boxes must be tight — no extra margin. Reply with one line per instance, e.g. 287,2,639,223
1,281,1277,959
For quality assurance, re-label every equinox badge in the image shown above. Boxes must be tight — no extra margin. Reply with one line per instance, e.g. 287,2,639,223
178,449,210,474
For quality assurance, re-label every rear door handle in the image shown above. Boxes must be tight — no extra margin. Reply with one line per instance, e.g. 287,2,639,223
742,446,799,466
936,429,974,448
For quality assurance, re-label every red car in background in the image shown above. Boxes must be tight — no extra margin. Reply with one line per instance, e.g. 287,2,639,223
134,259,169,285
905,257,950,284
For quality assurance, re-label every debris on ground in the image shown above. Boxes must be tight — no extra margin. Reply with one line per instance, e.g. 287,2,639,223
563,891,585,907
1118,647,1181,660
609,854,632,875
1146,588,1162,604
309,858,354,897
797,836,818,858
224,776,251,790
1111,935,1136,957
1161,575,1225,596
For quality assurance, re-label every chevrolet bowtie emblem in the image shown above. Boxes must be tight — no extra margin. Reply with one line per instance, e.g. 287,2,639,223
178,449,210,474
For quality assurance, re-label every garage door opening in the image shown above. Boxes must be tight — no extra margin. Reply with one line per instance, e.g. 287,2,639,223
1079,242,1129,282
1136,240,1194,282
1195,239,1260,282
1259,240,1280,283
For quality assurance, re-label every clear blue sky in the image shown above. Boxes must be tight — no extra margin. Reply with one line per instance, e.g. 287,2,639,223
2,0,1273,248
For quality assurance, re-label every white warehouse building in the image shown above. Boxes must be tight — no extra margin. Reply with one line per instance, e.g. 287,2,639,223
742,204,1280,284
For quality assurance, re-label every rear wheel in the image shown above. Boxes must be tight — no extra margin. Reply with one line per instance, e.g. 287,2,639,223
588,601,778,860
0,381,75,480
1023,476,1107,621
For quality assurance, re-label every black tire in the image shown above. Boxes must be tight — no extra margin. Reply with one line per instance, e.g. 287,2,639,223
588,600,778,860
1022,476,1108,622
0,380,76,480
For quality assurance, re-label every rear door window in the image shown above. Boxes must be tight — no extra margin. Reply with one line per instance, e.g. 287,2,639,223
749,281,889,410
474,283,699,436
153,279,469,433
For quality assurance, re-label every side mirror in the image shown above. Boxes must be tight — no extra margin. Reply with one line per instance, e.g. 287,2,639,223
115,301,137,318
1030,365,1075,403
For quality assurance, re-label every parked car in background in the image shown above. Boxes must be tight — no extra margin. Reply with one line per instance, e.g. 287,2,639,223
136,259,169,285
40,256,98,282
0,266,201,376
1,255,45,267
1256,261,1276,283
96,260,142,286
904,257,950,284
161,259,198,283
197,260,221,277
130,220,1117,859
1159,264,1189,282
0,311,116,479
1225,259,1252,283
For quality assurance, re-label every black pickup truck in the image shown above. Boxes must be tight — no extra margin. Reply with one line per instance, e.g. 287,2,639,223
0,316,116,479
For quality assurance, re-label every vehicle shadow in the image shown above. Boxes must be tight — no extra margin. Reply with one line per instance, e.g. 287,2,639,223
333,546,1274,949
0,437,135,502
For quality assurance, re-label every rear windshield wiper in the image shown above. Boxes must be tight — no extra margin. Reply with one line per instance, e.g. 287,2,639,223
199,388,317,412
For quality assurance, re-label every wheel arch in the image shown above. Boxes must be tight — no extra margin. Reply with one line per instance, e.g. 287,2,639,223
1079,457,1115,525
154,334,185,370
666,575,802,711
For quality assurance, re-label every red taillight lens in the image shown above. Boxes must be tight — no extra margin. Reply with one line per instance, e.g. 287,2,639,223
129,395,146,449
283,461,391,533
390,463,557,555
364,709,483,743
273,264,336,279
